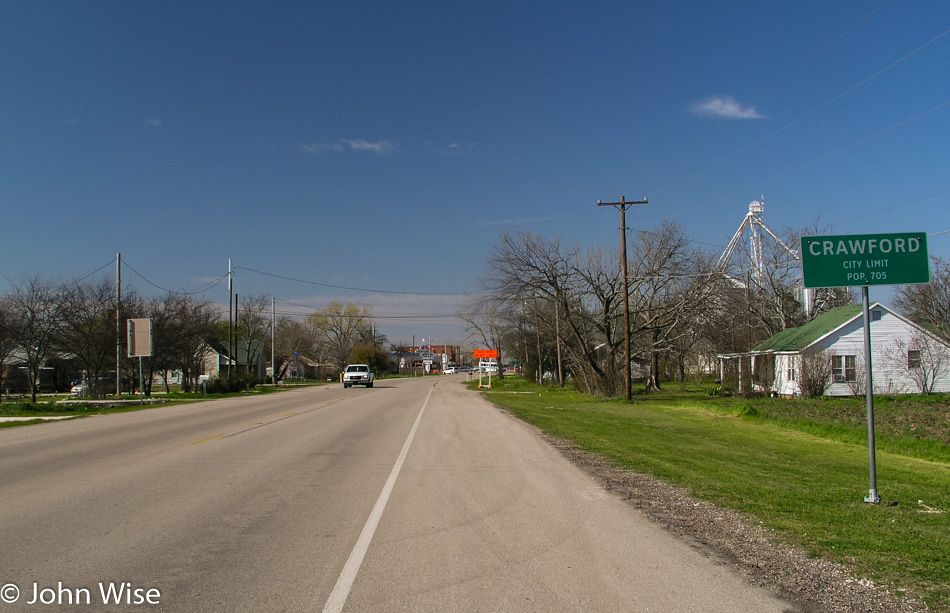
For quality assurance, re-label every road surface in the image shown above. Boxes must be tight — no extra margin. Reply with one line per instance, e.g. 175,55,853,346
0,376,796,612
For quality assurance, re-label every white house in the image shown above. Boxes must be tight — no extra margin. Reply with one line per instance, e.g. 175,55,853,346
202,338,267,379
723,303,950,396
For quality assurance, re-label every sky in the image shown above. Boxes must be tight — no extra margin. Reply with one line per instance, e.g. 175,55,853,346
2,0,949,345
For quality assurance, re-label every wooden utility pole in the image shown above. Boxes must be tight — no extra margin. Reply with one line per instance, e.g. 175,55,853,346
116,253,122,398
598,196,648,401
272,297,276,386
228,259,233,380
234,293,239,376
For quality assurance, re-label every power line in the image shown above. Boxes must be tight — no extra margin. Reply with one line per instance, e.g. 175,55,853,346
277,310,462,321
122,259,228,296
235,265,471,297
654,24,950,199
651,2,897,194
833,187,950,230
73,256,118,283
754,0,893,101
271,298,466,322
573,4,901,244
701,98,950,209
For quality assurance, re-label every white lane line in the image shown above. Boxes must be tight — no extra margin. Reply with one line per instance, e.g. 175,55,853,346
321,385,435,613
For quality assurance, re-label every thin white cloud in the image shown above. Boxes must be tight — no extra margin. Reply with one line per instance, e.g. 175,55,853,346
343,139,395,154
300,139,396,155
301,142,345,154
145,118,162,127
690,96,763,119
425,141,477,156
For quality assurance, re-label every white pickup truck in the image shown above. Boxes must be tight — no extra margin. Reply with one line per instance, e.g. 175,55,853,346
342,364,374,388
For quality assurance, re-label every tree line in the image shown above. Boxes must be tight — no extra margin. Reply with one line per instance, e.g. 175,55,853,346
464,221,947,397
0,274,389,402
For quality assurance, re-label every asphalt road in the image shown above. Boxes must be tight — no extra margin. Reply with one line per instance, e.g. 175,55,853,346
0,377,796,612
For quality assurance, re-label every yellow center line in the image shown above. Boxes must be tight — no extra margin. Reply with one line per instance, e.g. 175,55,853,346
283,412,298,418
190,434,224,445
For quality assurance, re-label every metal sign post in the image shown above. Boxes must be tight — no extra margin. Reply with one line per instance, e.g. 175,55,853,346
801,232,929,503
474,349,499,389
860,287,880,503
128,318,153,406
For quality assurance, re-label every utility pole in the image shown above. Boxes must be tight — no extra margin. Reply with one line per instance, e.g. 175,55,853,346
598,196,648,401
228,259,233,380
116,253,122,398
235,293,239,375
272,297,276,386
554,295,564,387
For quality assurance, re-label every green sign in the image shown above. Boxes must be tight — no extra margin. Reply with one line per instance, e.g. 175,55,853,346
801,232,930,288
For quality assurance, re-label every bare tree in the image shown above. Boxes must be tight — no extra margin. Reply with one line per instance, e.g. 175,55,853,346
482,231,596,389
58,277,128,399
275,318,319,380
0,296,18,401
844,349,866,397
168,297,219,392
142,293,178,395
883,331,950,395
566,244,629,396
459,294,510,349
481,226,719,396
627,221,721,390
482,231,575,380
894,256,950,343
7,276,73,402
720,218,851,338
138,293,216,394
235,293,271,376
798,349,832,398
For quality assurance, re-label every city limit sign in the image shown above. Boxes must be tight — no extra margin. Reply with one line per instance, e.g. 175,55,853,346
801,232,930,288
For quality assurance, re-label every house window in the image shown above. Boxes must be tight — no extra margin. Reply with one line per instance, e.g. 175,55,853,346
787,363,797,382
871,310,882,322
908,350,922,369
832,355,856,383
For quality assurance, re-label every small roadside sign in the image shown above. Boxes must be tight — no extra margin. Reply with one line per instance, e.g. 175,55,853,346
801,232,929,288
127,318,153,358
473,349,499,389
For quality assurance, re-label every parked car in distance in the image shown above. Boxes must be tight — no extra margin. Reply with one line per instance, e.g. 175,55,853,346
342,364,374,388
443,367,456,374
71,383,88,396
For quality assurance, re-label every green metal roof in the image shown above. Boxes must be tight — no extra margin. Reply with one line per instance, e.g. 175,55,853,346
751,304,865,353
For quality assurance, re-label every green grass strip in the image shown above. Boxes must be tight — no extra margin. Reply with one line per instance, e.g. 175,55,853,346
477,379,950,611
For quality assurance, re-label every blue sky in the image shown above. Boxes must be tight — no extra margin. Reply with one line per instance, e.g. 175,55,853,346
2,1,949,344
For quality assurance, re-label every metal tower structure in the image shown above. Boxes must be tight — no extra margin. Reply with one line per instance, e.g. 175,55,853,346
716,199,799,285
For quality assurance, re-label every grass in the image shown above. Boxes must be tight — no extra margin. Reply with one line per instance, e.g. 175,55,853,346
475,378,950,611
0,380,328,421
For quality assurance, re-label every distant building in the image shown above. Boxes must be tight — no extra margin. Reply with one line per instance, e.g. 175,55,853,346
203,338,267,379
394,344,463,369
720,303,950,396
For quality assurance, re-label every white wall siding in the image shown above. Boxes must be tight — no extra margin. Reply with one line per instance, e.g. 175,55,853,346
812,308,950,396
770,354,801,396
